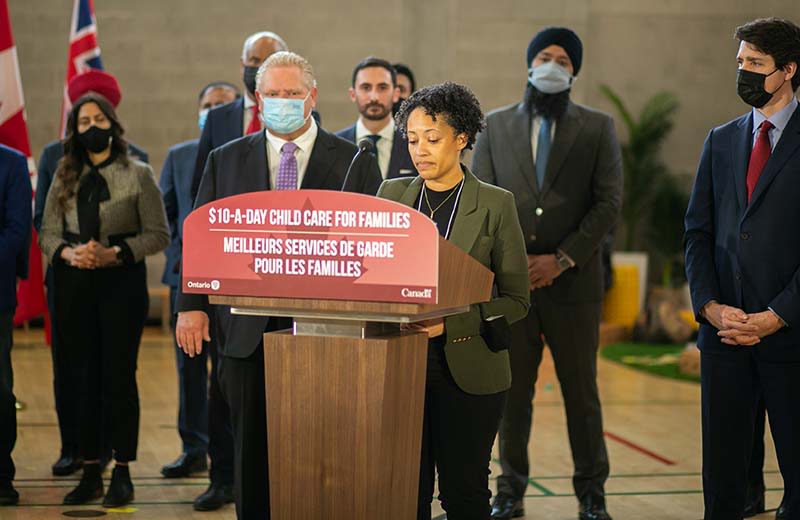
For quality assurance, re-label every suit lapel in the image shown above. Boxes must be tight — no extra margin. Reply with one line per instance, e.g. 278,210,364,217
241,132,270,192
732,113,752,213
745,106,800,215
397,176,424,207
228,98,245,139
387,130,403,179
505,103,538,197
301,128,336,189
448,168,485,255
540,102,583,199
340,125,356,144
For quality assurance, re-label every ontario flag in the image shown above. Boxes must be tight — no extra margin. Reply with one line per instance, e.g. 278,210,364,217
60,0,103,136
0,0,48,325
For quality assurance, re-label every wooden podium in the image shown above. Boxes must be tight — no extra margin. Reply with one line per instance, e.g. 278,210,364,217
210,238,494,519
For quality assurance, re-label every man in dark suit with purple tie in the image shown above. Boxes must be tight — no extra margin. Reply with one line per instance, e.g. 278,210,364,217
175,51,380,520
685,17,800,520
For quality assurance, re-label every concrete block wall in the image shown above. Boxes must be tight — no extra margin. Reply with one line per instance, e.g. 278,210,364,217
7,0,798,315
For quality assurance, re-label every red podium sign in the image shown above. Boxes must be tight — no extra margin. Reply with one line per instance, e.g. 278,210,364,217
182,190,439,304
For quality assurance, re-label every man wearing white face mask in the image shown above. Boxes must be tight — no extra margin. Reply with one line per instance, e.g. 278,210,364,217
174,52,381,520
473,27,622,520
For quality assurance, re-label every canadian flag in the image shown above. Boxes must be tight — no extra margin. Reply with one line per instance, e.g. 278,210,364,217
0,0,49,327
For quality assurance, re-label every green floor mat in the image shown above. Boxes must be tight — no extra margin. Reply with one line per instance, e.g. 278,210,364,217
601,342,699,383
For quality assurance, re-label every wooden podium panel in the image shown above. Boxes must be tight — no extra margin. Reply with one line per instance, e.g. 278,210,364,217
264,330,428,520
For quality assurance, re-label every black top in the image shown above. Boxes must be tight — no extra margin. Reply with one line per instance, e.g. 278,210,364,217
76,151,116,242
414,176,465,239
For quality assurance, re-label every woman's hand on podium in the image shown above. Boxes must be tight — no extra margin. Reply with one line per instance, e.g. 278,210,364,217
402,318,444,338
176,311,211,357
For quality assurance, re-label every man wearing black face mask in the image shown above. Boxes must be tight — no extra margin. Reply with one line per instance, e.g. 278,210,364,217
473,27,622,520
192,31,288,200
685,17,800,520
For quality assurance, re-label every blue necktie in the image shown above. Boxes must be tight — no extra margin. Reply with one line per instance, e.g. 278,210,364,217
366,134,381,163
536,117,551,189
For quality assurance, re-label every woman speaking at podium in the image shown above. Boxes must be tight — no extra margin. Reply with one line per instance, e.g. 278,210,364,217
377,82,530,520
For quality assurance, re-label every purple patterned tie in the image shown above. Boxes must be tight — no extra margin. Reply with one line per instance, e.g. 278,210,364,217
276,142,298,190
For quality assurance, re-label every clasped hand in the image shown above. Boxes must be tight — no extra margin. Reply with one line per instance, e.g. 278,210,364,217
61,240,118,269
528,254,565,290
703,302,784,346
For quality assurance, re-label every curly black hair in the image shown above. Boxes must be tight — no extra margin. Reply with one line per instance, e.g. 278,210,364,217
395,81,485,150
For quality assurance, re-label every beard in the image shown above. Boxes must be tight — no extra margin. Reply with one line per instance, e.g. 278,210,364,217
523,83,571,120
359,101,392,121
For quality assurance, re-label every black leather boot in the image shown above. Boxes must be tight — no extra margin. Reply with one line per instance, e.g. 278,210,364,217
102,465,134,508
63,463,103,505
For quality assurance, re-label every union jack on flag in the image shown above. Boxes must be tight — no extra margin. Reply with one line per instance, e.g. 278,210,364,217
59,0,103,135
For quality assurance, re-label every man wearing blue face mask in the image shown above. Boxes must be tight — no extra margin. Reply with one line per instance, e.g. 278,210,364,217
158,81,239,511
685,18,800,520
175,51,381,520
473,27,622,520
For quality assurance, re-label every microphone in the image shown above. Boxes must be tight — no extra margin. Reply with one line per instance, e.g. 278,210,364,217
341,137,377,192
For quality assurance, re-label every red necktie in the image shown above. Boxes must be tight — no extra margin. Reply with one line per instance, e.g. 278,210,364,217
246,104,261,135
746,120,774,202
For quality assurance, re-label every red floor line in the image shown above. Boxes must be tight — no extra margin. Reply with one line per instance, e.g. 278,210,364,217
604,430,677,466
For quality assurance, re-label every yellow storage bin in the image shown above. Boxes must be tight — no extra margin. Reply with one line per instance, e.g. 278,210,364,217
602,264,640,328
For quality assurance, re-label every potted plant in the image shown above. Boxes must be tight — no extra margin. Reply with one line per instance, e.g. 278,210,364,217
598,85,680,329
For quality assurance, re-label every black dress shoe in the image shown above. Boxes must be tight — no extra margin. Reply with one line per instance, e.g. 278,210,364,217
63,463,103,505
161,452,208,478
0,481,19,506
193,483,234,512
743,484,765,517
491,493,524,519
102,465,134,508
776,500,787,520
52,454,83,476
579,497,613,520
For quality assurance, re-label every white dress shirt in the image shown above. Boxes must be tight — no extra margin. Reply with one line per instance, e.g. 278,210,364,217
530,115,557,168
355,117,395,180
265,119,319,189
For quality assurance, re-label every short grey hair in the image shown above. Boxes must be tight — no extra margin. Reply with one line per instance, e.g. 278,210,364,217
256,51,317,91
241,31,288,61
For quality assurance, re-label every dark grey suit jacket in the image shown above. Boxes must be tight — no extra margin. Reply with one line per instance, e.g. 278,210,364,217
472,101,622,303
175,127,381,358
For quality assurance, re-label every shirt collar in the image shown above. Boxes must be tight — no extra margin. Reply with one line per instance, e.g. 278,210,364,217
244,94,256,109
265,118,318,154
752,96,798,134
355,117,395,142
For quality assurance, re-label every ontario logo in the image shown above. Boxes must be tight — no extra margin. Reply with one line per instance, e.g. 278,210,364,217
186,280,220,290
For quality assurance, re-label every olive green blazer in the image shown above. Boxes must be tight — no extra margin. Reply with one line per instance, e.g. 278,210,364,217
377,166,530,395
